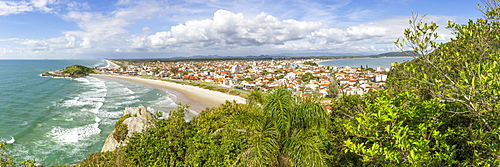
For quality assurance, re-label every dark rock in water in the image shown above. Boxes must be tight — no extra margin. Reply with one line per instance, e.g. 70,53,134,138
101,106,153,152
41,71,80,77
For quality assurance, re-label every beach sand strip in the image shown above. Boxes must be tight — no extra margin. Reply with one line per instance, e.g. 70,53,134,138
91,74,246,113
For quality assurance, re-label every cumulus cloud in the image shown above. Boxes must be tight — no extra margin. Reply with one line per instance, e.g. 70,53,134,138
127,9,434,54
133,10,322,50
31,0,55,12
0,0,56,15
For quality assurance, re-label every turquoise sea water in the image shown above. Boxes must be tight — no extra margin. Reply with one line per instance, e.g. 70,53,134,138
0,60,177,166
318,57,415,68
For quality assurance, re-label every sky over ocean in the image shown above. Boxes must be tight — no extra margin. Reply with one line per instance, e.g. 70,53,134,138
0,0,483,59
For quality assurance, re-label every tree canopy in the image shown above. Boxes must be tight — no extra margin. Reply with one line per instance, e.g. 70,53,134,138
62,65,95,76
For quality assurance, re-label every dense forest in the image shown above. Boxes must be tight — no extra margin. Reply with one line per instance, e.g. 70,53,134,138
1,1,499,166
62,65,95,76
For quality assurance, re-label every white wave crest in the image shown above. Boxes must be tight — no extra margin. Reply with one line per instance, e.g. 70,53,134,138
49,122,101,143
91,60,108,68
2,137,15,144
61,77,108,115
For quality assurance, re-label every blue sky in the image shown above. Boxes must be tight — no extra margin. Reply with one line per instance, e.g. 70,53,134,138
0,0,483,59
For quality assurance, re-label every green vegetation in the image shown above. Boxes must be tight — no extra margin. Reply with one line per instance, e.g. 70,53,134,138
301,72,318,83
62,65,95,76
1,141,37,167
161,79,250,98
0,142,14,166
303,61,319,66
113,114,131,142
346,2,500,165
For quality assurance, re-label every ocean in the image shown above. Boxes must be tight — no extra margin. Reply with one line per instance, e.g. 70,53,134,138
0,60,177,166
318,57,415,69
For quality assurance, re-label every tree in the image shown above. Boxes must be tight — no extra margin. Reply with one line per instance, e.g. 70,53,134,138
125,105,190,166
342,90,456,165
327,76,340,98
301,72,316,83
388,1,500,165
62,65,95,76
238,88,329,166
303,61,319,66
185,102,256,166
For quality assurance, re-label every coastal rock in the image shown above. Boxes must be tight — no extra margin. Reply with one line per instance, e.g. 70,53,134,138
41,70,88,78
41,71,72,77
101,106,153,152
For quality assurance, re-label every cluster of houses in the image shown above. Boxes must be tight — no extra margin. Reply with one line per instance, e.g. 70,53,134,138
100,59,391,96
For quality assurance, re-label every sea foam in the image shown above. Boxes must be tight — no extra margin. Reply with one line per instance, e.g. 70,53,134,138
49,120,101,143
1,137,15,144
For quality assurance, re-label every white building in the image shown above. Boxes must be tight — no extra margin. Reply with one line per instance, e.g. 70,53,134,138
231,65,242,73
286,72,298,80
374,74,388,82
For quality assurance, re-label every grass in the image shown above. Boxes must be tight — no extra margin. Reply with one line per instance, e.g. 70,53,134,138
161,79,249,98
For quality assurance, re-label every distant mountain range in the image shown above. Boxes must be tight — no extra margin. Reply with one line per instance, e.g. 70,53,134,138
169,51,414,59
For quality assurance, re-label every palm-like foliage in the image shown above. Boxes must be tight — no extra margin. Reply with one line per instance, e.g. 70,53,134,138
240,88,329,167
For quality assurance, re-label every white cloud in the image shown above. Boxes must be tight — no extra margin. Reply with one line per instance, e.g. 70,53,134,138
61,0,164,50
31,0,56,12
65,1,90,11
81,37,92,48
126,10,428,55
0,1,33,15
135,10,323,51
0,0,56,16
116,0,133,6
65,34,76,47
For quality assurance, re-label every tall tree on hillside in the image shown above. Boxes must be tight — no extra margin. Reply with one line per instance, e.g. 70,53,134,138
380,0,500,165
125,105,189,166
327,76,340,98
237,88,329,166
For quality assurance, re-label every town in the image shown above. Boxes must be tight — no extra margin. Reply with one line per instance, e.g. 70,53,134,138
99,58,392,97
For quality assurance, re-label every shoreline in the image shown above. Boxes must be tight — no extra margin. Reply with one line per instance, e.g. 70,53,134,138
91,74,246,113
104,60,120,70
316,56,414,64
315,56,414,65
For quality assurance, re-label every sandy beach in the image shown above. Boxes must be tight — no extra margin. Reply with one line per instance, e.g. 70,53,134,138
104,60,120,70
91,74,246,113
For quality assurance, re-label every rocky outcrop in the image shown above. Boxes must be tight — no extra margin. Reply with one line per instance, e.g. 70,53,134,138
101,106,154,152
41,71,88,77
